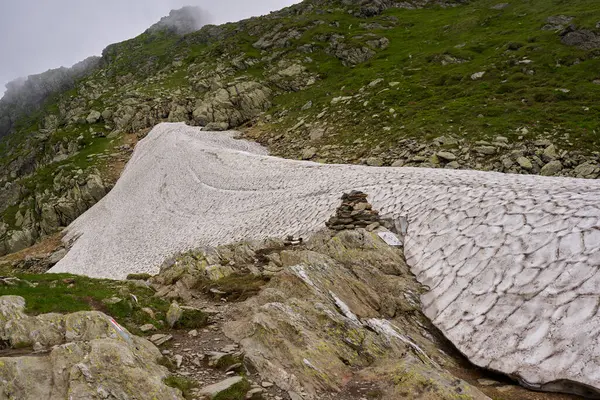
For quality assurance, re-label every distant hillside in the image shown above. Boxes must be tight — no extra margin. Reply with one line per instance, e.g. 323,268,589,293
0,0,598,255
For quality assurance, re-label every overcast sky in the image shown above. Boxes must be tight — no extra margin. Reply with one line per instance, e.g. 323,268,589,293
0,0,299,96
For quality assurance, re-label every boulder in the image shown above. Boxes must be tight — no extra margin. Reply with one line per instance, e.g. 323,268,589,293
516,156,533,170
437,151,457,161
0,296,182,400
542,144,558,161
86,110,102,124
301,147,317,160
540,160,563,176
474,146,496,155
366,157,384,167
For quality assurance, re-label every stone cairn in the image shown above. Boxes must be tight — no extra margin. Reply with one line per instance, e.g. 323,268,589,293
325,191,381,231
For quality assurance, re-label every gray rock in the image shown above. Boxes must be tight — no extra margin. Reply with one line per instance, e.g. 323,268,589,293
516,156,533,170
574,162,600,178
309,128,325,142
199,376,245,399
288,392,304,400
366,157,384,167
501,157,514,169
471,71,486,80
6,229,34,253
86,110,102,124
140,324,156,332
474,146,496,155
540,161,563,176
543,144,558,161
101,109,113,121
166,302,183,328
47,249,68,266
0,296,181,400
193,81,272,130
561,29,600,50
301,147,317,160
437,151,457,161
301,101,313,111
205,122,229,131
542,15,573,31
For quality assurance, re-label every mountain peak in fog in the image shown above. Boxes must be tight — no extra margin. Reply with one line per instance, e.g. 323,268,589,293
147,6,208,36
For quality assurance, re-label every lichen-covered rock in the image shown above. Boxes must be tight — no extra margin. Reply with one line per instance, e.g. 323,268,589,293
0,296,183,400
192,81,271,129
223,230,489,399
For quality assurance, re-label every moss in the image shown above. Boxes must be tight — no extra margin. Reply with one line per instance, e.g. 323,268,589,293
174,308,209,330
163,375,198,399
212,378,251,400
199,273,269,302
126,273,152,281
1,273,169,333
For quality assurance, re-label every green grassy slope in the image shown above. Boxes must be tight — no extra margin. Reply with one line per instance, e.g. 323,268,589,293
0,0,598,254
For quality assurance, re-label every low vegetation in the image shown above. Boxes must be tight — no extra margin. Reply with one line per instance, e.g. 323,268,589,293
0,273,169,333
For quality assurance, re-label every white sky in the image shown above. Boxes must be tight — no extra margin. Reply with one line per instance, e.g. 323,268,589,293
0,0,299,96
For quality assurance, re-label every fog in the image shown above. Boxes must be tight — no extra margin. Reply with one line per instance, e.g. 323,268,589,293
0,0,300,96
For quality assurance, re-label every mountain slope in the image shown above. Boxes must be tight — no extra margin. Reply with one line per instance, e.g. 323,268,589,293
0,0,599,255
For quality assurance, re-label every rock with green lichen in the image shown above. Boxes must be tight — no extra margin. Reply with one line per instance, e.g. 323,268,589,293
0,296,183,400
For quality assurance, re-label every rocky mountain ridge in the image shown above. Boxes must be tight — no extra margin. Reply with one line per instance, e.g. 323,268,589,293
0,0,598,255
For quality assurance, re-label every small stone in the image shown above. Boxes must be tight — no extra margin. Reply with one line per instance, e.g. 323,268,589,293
174,354,184,368
301,147,317,160
516,156,533,170
366,222,380,232
150,334,173,346
437,151,457,161
166,302,183,328
246,388,265,399
445,161,460,169
491,3,509,10
301,101,313,111
199,377,245,398
140,324,156,333
188,329,199,337
366,157,384,167
541,160,563,176
543,144,558,161
471,71,486,80
226,363,243,372
288,392,303,400
102,297,122,305
261,381,274,388
477,379,500,386
368,78,384,87
391,159,404,167
475,146,496,155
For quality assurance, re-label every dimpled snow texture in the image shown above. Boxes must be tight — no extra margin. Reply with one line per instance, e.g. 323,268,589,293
51,123,600,394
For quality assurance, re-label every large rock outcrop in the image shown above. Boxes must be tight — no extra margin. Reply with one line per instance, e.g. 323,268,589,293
192,81,272,130
153,228,491,399
0,296,183,400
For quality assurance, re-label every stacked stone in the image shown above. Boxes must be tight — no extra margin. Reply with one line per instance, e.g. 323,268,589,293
325,191,381,231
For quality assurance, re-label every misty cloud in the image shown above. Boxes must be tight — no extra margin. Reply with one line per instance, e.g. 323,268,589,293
0,0,299,96
148,6,209,35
